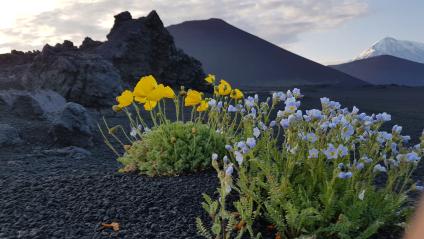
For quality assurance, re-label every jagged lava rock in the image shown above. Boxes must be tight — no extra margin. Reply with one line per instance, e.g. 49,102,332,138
49,102,95,148
0,124,23,147
96,11,207,90
22,41,122,107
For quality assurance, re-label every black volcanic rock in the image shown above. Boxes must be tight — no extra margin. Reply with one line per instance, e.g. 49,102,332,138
168,19,367,88
49,102,96,148
330,55,424,86
97,11,207,90
21,41,123,107
79,37,103,51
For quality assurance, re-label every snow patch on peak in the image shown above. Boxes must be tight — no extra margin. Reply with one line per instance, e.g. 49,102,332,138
354,37,424,63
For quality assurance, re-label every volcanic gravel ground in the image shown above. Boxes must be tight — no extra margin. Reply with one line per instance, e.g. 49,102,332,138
0,173,217,239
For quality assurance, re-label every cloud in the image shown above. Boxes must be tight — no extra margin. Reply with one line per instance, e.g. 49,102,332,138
0,0,368,53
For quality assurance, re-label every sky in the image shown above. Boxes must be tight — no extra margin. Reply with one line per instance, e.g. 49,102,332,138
0,0,423,64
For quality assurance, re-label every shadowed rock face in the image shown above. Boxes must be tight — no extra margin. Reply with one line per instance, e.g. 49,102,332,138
0,11,207,107
22,41,123,107
97,11,207,90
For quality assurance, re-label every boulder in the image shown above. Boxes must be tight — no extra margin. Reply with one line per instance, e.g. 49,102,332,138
49,102,95,147
0,90,66,120
0,124,23,147
22,41,123,107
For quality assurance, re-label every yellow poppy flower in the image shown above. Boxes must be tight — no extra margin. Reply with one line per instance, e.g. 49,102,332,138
218,80,232,96
116,90,133,108
134,75,158,103
185,89,202,106
197,100,209,112
144,100,157,111
230,89,244,99
205,74,216,84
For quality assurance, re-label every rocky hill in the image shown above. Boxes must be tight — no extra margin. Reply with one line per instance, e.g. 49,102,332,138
0,10,206,107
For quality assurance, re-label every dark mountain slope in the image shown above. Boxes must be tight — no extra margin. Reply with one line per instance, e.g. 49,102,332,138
331,55,424,86
168,18,366,88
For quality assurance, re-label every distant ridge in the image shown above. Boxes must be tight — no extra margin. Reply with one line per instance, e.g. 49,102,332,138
168,18,367,88
354,37,424,64
331,55,424,86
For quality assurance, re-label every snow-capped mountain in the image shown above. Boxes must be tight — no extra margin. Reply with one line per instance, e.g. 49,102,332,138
354,37,424,63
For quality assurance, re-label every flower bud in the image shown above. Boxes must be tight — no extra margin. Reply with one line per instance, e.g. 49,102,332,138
192,127,197,135
108,125,119,134
112,105,122,112
123,144,131,151
170,136,177,144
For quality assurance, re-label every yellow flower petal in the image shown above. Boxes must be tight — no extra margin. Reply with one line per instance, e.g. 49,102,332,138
116,90,133,108
196,100,209,112
163,86,176,99
147,84,166,102
134,75,158,100
185,89,202,106
144,100,157,111
230,89,244,99
134,96,147,103
218,79,232,96
205,74,216,84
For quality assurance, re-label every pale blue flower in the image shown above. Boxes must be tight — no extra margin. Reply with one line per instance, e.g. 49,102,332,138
402,135,411,143
227,105,238,112
392,125,402,134
338,171,352,179
341,124,354,140
306,132,318,143
293,88,301,97
211,153,218,161
223,155,229,164
338,163,345,169
406,152,420,162
323,144,338,160
391,143,398,154
276,110,284,118
308,148,319,159
280,119,289,129
225,145,232,151
337,145,349,157
245,96,255,107
217,101,223,109
320,97,330,106
376,112,391,122
253,127,261,138
258,122,267,130
234,151,243,165
250,108,257,118
362,155,373,164
352,106,359,114
356,162,364,170
246,137,256,148
208,99,217,107
225,164,234,175
273,91,286,101
305,109,322,121
373,164,387,173
269,121,276,127
130,127,137,138
237,141,246,149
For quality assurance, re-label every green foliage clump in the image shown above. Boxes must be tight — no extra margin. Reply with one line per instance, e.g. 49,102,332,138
118,121,227,176
197,88,424,239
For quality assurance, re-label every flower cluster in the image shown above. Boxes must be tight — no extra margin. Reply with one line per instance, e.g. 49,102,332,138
199,86,424,238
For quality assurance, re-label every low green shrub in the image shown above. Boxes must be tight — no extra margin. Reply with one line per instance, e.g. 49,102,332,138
118,121,227,176
197,89,424,239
